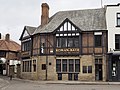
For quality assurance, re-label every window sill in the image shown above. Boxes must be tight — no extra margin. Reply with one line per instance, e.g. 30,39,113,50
57,72,79,74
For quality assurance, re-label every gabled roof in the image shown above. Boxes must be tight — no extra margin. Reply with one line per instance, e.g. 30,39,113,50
25,26,37,35
20,26,36,40
0,40,20,52
34,8,106,34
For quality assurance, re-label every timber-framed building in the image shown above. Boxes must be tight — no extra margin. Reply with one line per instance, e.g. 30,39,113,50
20,3,107,81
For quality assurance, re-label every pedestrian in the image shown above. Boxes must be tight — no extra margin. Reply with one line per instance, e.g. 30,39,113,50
10,75,12,80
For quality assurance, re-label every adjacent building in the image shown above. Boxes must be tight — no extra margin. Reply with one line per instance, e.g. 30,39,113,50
106,3,120,81
20,3,107,81
0,33,21,76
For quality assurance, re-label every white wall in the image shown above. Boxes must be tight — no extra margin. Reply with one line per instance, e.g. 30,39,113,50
106,5,120,51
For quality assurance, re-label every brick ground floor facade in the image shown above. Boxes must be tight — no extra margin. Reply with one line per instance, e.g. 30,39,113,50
21,55,107,81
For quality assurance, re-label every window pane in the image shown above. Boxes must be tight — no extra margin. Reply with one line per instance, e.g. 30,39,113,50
62,59,67,72
0,51,6,57
56,38,61,47
83,66,87,73
117,13,120,18
56,59,61,72
115,34,120,49
75,59,80,72
58,73,62,80
95,35,102,47
68,38,73,47
95,59,98,64
69,59,74,72
74,37,79,47
62,38,67,47
88,66,92,73
68,73,72,80
22,40,31,51
117,19,120,26
99,58,102,64
33,65,36,72
42,64,46,70
74,74,78,80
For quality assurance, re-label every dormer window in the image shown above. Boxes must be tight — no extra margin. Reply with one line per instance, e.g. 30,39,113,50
56,19,80,48
117,13,120,26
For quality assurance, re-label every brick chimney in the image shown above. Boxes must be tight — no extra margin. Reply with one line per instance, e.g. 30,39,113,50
41,3,49,27
5,34,10,41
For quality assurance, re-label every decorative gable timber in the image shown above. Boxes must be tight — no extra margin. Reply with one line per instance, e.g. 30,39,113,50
53,18,81,34
19,26,30,40
23,30,30,38
19,26,36,40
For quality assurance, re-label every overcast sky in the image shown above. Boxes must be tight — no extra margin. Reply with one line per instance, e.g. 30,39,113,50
0,0,120,44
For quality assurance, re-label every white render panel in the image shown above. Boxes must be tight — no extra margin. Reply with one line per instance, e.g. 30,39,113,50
106,6,120,51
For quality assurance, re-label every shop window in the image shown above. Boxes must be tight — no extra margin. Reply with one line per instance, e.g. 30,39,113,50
62,59,67,72
75,59,80,72
42,64,46,70
56,59,80,73
69,59,74,72
22,60,32,72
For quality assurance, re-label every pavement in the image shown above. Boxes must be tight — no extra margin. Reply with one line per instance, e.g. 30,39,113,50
1,75,120,86
12,78,120,85
0,77,9,89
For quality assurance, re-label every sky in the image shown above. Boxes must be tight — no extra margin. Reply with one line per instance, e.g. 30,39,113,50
0,0,120,44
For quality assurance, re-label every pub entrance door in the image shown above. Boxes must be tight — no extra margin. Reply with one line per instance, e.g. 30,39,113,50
95,57,103,81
